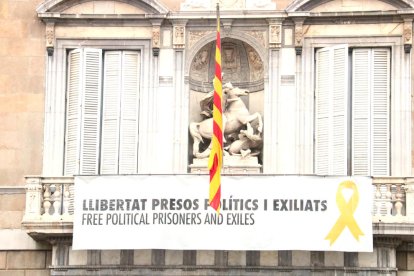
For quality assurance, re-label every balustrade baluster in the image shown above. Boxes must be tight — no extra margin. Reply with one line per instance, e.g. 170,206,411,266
62,183,71,216
385,184,393,216
374,183,382,216
52,184,62,217
394,184,404,216
42,184,51,217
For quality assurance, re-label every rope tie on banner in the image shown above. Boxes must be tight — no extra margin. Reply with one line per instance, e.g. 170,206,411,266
325,180,364,246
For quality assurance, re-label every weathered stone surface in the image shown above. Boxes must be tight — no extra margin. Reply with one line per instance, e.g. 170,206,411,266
6,251,46,269
133,249,151,265
260,251,277,266
359,249,378,268
196,250,214,265
101,250,120,265
0,252,5,269
292,251,310,266
0,271,24,276
24,270,50,276
325,251,344,267
228,251,245,266
0,211,24,228
165,250,182,265
0,194,25,211
68,248,87,266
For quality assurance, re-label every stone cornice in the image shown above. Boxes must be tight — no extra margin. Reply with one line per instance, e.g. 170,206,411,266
37,9,414,25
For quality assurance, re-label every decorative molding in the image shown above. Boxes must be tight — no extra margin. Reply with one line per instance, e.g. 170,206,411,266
188,31,212,49
246,30,266,47
0,186,26,194
37,0,170,14
374,237,402,248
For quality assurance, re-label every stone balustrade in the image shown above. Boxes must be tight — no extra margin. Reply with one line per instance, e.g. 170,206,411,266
22,176,414,224
23,176,74,222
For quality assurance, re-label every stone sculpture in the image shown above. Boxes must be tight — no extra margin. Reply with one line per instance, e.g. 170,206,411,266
189,83,263,160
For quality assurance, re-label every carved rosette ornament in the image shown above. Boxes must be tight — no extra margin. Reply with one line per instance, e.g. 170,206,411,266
45,22,55,56
403,19,413,53
173,25,186,49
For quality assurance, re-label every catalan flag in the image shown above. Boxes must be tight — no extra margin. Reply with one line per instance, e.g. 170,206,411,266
208,3,223,212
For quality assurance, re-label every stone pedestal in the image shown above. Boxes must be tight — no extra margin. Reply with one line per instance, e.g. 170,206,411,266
189,156,262,174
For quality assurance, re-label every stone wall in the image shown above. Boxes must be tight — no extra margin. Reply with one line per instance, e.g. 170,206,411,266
0,250,51,276
0,0,48,274
0,0,45,186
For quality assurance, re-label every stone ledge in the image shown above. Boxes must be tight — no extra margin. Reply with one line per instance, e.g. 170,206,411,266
373,222,414,239
22,221,73,242
48,265,398,276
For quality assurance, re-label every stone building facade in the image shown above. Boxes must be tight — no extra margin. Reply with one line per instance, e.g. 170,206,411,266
1,0,414,275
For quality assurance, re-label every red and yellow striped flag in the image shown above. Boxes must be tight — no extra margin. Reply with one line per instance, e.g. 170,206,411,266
208,3,223,212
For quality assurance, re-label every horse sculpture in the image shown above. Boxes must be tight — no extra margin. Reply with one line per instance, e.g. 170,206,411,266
189,83,263,159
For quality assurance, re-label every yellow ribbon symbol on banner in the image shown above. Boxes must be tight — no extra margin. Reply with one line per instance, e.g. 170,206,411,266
325,180,364,246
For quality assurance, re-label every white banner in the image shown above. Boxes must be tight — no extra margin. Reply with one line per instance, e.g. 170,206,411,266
73,175,373,251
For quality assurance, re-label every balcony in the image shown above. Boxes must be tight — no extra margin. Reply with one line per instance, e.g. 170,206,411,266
21,176,414,241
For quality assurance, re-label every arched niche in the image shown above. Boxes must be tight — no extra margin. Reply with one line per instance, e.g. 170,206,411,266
188,37,265,169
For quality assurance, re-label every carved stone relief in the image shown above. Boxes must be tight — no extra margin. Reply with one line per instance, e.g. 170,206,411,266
269,24,281,48
403,20,412,44
188,31,212,49
188,39,264,172
152,27,161,48
246,45,263,80
246,30,266,47
173,25,185,48
46,22,55,56
294,24,303,47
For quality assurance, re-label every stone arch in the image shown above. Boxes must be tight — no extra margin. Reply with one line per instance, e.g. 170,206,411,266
185,30,267,76
286,0,414,11
36,0,169,13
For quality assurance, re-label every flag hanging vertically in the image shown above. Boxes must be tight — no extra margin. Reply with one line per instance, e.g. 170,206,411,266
208,3,223,212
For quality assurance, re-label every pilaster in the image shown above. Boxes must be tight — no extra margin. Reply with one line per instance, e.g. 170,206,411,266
172,20,188,173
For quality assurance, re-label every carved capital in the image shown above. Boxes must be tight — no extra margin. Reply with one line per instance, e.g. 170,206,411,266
152,26,161,56
45,22,55,56
294,23,303,48
403,19,413,53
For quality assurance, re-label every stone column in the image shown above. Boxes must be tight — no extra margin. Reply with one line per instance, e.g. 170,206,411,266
172,20,188,173
374,237,400,270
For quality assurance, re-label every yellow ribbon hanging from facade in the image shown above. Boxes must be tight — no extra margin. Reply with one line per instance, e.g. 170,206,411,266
325,180,364,246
